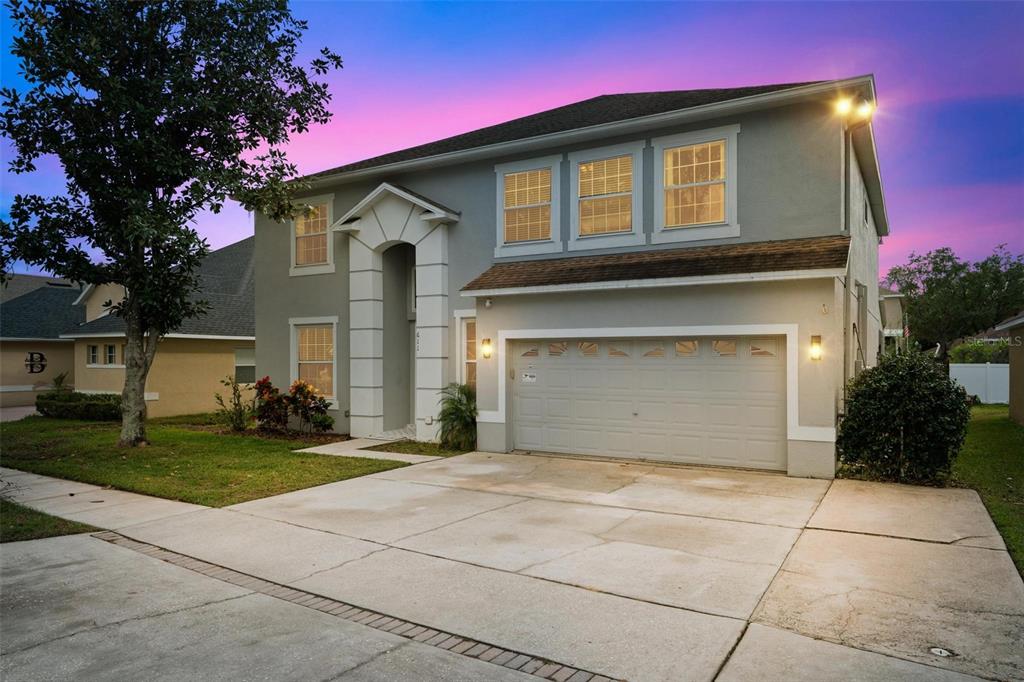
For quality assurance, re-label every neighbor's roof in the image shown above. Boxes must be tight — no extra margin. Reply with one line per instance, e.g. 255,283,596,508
1,273,76,304
462,235,850,293
63,237,255,339
994,310,1024,332
306,82,819,181
0,285,85,339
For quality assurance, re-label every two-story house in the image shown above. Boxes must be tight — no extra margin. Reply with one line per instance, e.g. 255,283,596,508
255,76,887,478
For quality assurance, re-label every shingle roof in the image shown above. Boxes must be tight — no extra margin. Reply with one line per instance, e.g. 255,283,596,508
462,235,851,292
0,285,85,339
1,274,75,304
66,236,255,338
306,82,819,180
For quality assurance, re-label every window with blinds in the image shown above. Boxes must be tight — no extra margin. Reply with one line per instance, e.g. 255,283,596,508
463,318,477,389
294,203,329,266
663,140,726,228
579,154,633,235
503,168,552,243
297,324,334,397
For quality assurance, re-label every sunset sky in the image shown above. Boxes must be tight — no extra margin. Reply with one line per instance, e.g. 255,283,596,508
2,1,1022,275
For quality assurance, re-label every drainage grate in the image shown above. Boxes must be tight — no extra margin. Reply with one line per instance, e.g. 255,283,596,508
92,531,617,682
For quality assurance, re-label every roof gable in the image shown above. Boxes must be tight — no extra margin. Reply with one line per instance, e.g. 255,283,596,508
334,182,459,228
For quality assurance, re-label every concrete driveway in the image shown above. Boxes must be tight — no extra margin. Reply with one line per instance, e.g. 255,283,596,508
3,452,1022,681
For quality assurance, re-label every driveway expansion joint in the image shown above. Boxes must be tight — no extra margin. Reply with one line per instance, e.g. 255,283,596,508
91,530,620,682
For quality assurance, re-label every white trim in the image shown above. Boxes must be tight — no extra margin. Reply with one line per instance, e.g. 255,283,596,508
72,284,93,306
477,324,835,444
0,337,74,343
61,332,255,340
79,389,159,401
463,268,846,298
334,182,459,227
652,124,741,244
568,141,646,251
995,313,1024,332
289,315,339,406
86,364,125,369
494,155,563,258
453,309,477,385
289,193,336,277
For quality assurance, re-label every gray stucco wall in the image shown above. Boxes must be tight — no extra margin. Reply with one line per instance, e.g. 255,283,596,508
254,98,868,465
382,244,413,430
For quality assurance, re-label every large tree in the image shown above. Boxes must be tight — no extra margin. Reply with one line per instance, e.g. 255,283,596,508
1,0,341,445
885,246,1024,359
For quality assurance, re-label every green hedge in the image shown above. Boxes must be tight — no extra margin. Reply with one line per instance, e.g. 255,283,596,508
35,391,122,421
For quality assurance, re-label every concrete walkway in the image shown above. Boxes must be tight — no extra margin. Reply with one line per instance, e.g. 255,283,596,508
2,456,1021,681
0,406,37,422
296,437,443,464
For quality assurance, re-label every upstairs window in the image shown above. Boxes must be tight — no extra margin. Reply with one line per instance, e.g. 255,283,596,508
664,140,725,228
503,168,552,243
294,203,329,266
579,154,633,236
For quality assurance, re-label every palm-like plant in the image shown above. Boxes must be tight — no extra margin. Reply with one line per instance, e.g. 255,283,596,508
438,383,477,451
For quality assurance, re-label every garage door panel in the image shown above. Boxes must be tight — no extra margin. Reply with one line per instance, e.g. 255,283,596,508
513,337,786,470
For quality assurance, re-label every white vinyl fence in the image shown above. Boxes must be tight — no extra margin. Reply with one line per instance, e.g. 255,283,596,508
950,363,1010,404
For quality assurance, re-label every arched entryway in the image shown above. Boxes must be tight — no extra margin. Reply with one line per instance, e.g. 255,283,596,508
338,183,457,440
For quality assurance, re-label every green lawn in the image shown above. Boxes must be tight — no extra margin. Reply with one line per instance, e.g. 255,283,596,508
0,417,407,507
954,404,1024,575
362,439,470,458
0,498,99,543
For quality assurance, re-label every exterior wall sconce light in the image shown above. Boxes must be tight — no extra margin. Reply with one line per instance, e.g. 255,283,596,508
481,338,493,359
810,335,823,361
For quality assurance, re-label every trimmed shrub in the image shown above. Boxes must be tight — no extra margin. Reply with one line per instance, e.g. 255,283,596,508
438,383,477,451
837,351,970,483
287,380,334,433
253,376,289,431
35,391,122,421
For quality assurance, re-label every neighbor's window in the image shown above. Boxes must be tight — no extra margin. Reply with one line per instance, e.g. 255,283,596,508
503,168,552,243
104,344,117,365
297,324,334,397
234,348,256,383
463,319,477,390
579,154,633,236
294,203,329,266
87,345,98,364
664,140,726,228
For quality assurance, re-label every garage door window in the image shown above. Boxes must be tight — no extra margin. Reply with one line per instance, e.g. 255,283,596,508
578,341,599,357
642,343,665,358
608,344,629,357
521,346,539,358
712,339,737,357
750,339,777,357
675,340,699,357
548,342,568,357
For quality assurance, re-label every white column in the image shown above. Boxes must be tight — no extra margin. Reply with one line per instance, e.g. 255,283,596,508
414,226,448,441
349,239,384,437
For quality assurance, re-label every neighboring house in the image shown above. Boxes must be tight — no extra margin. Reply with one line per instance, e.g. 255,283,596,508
994,311,1024,425
255,75,888,478
0,283,84,406
59,237,256,417
0,273,75,304
879,286,908,353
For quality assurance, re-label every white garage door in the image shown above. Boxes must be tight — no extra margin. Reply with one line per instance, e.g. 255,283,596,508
512,337,787,470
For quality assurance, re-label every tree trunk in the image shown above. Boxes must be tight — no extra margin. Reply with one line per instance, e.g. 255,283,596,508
119,312,158,446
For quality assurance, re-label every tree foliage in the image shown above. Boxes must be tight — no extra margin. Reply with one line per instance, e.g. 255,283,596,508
884,246,1024,357
1,0,341,444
